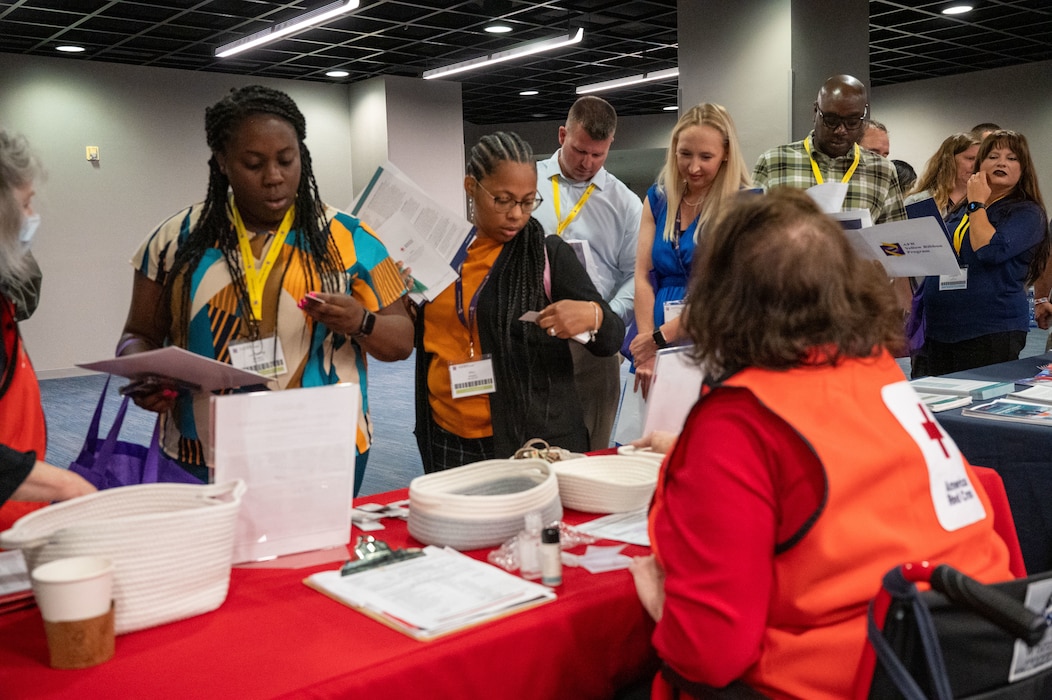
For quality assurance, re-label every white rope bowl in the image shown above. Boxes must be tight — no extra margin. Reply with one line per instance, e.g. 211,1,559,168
408,459,562,549
0,480,245,635
550,455,660,513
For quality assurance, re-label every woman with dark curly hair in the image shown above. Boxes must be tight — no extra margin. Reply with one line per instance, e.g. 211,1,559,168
919,130,1048,375
629,189,1012,699
118,85,412,493
413,131,624,472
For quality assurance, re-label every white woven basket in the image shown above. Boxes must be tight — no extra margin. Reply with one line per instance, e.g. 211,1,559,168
408,459,562,549
551,455,659,513
0,480,245,634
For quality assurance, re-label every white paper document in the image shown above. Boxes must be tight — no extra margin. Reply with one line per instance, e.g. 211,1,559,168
574,509,651,547
212,383,360,563
843,217,962,277
518,310,591,344
644,346,704,435
304,545,556,640
0,550,30,597
78,346,268,393
807,182,848,213
350,161,471,302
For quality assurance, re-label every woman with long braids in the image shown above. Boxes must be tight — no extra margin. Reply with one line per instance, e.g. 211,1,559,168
118,85,412,493
413,132,624,472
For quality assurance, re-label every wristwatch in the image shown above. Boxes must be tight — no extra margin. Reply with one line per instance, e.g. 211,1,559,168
966,201,986,214
353,309,377,338
652,327,669,349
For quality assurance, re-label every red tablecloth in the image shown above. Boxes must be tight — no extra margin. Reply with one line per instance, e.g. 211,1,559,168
0,489,657,699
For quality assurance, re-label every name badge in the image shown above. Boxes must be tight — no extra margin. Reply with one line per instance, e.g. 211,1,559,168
939,266,968,291
228,337,288,378
664,300,686,321
449,356,496,398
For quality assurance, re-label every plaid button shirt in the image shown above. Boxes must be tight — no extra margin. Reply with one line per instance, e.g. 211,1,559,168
752,131,906,224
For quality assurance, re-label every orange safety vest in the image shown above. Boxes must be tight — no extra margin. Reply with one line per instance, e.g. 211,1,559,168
652,351,1012,700
0,296,48,533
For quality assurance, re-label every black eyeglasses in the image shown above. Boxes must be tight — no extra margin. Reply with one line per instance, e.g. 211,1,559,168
474,180,543,213
815,105,869,131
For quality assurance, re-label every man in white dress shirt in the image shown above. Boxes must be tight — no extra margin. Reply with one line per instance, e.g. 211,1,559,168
532,96,642,450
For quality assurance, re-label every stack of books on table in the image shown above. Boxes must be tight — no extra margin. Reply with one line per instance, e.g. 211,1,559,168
909,377,1016,400
962,399,1052,426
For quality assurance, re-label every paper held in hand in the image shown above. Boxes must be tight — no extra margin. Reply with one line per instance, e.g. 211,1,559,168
77,346,267,393
304,545,556,641
349,161,471,303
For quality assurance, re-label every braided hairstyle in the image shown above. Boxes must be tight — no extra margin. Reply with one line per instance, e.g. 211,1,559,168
165,85,344,343
466,132,549,429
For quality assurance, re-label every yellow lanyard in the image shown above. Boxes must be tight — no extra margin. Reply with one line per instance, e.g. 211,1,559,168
551,175,596,236
804,138,860,185
952,196,1003,254
231,200,295,321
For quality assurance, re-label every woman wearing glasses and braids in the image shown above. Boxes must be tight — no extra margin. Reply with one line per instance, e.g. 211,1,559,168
118,85,413,494
413,132,624,472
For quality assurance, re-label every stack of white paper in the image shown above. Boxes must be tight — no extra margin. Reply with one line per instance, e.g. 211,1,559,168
304,546,556,640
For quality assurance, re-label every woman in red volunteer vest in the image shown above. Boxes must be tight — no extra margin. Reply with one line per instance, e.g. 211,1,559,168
0,129,94,528
629,189,1013,699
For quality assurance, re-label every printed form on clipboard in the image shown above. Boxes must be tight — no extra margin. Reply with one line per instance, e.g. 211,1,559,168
304,546,555,641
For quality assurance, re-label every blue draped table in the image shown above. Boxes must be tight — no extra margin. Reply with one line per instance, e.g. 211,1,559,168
934,352,1052,574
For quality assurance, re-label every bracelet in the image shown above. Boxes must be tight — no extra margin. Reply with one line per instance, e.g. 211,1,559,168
1036,297,1050,306
588,302,599,343
116,336,148,356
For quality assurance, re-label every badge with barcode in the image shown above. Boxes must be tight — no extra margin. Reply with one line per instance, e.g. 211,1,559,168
449,356,496,398
228,337,288,378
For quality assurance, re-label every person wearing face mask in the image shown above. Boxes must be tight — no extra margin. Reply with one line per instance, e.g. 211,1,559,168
117,86,413,494
919,130,1048,374
0,129,96,529
627,103,751,399
413,132,624,472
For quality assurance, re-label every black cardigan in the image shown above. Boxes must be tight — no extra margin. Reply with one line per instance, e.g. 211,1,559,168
414,226,625,472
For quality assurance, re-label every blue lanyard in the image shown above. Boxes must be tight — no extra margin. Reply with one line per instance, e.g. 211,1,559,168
452,228,493,357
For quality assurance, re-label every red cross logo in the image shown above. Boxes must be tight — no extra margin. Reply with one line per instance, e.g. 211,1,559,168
919,405,949,459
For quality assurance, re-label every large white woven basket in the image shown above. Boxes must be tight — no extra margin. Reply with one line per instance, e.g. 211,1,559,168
551,455,659,513
0,480,245,634
408,459,562,550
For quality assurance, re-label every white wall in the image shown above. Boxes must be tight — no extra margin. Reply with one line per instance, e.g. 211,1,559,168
3,50,1050,374
871,59,1052,199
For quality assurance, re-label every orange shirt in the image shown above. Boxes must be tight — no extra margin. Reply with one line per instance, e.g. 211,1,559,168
423,236,503,438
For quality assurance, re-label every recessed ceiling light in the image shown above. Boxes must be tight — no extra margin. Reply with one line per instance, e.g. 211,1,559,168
519,90,539,96
663,105,678,111
941,4,973,14
326,70,350,78
56,45,86,53
484,24,513,34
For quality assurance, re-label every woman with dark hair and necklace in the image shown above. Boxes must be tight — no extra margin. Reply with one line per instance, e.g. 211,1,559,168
413,131,623,472
628,103,750,398
118,85,413,494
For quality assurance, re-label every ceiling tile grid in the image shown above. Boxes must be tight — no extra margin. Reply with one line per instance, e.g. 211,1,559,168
0,0,1049,124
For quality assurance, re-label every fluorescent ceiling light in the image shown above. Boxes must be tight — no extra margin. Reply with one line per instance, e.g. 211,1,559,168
326,70,350,78
215,0,360,58
56,45,86,53
941,4,973,14
484,24,513,34
423,28,584,80
576,67,679,95
662,105,678,111
519,90,539,96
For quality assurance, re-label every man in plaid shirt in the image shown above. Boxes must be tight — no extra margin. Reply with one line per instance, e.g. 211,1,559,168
752,74,906,226
753,74,911,310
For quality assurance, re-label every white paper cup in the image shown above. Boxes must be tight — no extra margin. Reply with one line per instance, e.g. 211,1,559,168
31,556,114,623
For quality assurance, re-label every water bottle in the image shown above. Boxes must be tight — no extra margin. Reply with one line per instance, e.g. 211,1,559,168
1028,286,1037,328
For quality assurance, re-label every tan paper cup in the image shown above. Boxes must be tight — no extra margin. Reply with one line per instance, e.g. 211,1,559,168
31,556,114,622
31,556,116,669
